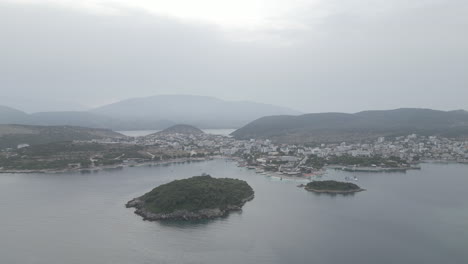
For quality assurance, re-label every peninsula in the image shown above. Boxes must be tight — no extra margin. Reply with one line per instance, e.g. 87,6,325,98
304,180,365,194
126,175,254,221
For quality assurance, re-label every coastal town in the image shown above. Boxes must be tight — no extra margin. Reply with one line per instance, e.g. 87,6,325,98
91,130,468,178
2,124,467,176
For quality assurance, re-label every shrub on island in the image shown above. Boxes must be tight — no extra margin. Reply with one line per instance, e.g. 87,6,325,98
305,180,364,194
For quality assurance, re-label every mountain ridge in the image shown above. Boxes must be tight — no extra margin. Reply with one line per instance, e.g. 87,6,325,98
0,95,301,130
231,108,468,143
91,95,301,129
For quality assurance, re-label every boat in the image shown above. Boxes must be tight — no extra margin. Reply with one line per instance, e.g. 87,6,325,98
283,171,301,176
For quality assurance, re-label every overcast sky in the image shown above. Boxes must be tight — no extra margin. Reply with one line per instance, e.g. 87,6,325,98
1,0,467,113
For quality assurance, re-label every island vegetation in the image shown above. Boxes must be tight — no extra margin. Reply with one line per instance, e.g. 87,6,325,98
126,175,254,221
304,180,365,194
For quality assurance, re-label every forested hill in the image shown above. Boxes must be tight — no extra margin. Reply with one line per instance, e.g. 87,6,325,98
231,108,468,143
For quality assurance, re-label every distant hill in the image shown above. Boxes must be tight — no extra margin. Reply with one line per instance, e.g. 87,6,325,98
91,95,301,129
0,96,299,130
0,124,124,149
28,111,120,128
0,107,175,131
154,124,204,135
231,108,468,143
0,105,30,124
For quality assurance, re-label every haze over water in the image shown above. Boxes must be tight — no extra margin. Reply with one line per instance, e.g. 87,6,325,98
1,160,467,264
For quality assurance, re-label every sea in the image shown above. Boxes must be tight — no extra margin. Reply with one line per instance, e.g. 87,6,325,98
0,159,467,264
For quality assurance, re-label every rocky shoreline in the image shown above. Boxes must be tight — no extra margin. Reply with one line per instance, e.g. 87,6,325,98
126,194,254,221
304,187,365,194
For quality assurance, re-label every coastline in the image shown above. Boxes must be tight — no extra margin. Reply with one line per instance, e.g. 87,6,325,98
2,156,467,175
327,165,421,172
0,156,218,174
126,194,255,221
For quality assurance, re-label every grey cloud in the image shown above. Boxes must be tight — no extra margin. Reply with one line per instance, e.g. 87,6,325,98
0,1,467,113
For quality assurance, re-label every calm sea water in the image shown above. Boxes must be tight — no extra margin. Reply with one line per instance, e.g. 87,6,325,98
1,160,467,264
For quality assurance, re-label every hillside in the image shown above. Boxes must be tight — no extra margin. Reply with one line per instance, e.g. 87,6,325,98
154,124,204,135
0,124,124,149
231,108,468,143
91,95,301,129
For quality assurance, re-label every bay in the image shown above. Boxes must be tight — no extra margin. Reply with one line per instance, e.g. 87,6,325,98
0,160,467,264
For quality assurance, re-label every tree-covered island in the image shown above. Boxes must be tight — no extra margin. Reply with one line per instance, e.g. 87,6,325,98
126,175,254,221
304,180,365,194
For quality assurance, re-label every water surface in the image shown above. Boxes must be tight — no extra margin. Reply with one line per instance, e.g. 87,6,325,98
0,160,467,264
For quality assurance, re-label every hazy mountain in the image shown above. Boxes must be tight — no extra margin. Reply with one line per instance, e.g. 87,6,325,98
0,108,144,130
0,105,30,124
29,111,119,128
0,96,299,130
231,108,468,143
91,95,302,129
0,124,124,149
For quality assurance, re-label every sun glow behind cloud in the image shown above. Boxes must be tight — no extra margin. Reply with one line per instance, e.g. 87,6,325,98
5,0,322,31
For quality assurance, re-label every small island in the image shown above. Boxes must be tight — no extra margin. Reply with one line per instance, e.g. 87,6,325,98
126,175,254,221
304,180,365,194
